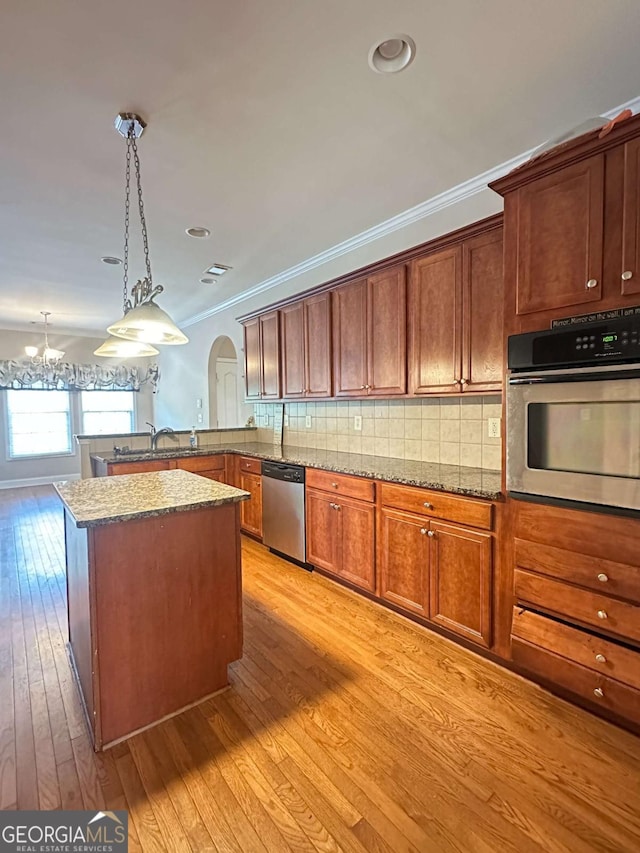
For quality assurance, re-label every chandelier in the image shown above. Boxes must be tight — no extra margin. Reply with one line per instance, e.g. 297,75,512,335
25,312,65,364
96,112,188,357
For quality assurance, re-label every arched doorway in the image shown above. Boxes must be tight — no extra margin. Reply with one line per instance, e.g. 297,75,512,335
208,336,241,428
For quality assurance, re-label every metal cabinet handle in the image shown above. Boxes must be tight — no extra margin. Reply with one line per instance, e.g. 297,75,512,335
593,687,604,698
427,530,435,538
420,528,427,535
423,501,433,509
597,573,608,583
595,653,606,663
586,279,598,289
597,610,608,620
360,385,366,390
622,270,634,281
460,378,468,386
331,482,338,488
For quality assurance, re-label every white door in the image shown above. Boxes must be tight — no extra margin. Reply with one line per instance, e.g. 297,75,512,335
216,358,240,427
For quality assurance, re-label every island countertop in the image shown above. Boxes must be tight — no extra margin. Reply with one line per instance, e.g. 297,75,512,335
55,468,250,528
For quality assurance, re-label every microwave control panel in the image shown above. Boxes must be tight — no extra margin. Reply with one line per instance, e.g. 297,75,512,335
509,317,640,370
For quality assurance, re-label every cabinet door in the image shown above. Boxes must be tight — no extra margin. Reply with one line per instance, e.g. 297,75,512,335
240,472,262,537
260,311,281,399
338,497,375,592
428,521,492,648
243,318,261,400
280,302,305,398
462,229,504,392
332,279,368,396
515,155,605,315
379,508,429,616
408,247,461,394
304,293,332,397
306,489,340,576
367,265,406,396
622,138,640,297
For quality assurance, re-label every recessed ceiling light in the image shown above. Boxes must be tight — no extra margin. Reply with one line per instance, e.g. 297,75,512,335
204,263,232,276
200,277,216,285
186,226,211,238
101,256,122,265
368,35,416,74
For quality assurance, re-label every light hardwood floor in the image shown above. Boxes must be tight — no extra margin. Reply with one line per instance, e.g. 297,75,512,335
1,486,639,852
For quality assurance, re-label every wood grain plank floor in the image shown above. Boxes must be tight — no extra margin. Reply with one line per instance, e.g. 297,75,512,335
1,485,639,852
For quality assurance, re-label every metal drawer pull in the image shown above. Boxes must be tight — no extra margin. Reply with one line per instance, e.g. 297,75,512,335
597,610,608,620
420,528,427,535
586,278,598,289
597,573,609,583
330,502,341,511
622,270,633,281
593,687,604,699
427,530,435,538
423,502,433,509
595,653,606,663
331,482,338,488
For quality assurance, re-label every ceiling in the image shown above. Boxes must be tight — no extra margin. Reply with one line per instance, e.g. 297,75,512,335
1,0,639,335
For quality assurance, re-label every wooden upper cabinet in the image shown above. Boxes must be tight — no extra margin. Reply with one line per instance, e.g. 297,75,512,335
622,138,640,297
332,278,368,396
243,317,262,400
367,265,406,396
409,246,462,394
304,293,332,397
280,302,305,398
333,266,406,397
462,229,504,392
259,311,281,399
514,155,605,315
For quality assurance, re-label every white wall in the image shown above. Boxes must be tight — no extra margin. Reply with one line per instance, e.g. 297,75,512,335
155,190,502,430
0,329,156,487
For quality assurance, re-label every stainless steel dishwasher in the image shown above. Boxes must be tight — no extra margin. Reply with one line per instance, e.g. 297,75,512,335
261,461,308,567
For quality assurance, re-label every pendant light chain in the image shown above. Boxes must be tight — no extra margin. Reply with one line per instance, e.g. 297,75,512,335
122,132,131,312
131,129,153,284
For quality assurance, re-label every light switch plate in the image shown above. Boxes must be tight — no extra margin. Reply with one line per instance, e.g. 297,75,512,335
354,415,362,431
488,417,501,438
305,415,312,429
262,414,269,427
196,398,202,409
197,412,203,423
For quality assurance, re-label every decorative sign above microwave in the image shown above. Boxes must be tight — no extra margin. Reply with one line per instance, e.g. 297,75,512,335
551,305,640,329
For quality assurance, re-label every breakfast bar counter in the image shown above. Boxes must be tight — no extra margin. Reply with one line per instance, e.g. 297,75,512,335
55,469,250,750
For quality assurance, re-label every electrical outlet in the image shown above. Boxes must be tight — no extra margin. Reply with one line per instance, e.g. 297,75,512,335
284,413,289,427
196,398,202,409
197,412,203,423
262,414,269,427
488,417,501,438
305,414,312,429
354,415,362,431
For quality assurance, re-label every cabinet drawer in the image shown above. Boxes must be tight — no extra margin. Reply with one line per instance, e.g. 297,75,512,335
514,570,640,645
306,468,375,502
176,455,225,473
512,637,640,726
515,538,640,604
239,456,262,475
512,608,640,692
379,483,492,530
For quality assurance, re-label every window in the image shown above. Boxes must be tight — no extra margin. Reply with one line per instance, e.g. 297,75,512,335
81,390,135,435
6,388,73,458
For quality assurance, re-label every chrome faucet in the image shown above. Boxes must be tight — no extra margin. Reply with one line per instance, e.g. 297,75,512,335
146,422,176,451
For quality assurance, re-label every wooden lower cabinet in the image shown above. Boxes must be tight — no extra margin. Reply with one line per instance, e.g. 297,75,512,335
429,520,492,648
306,488,375,592
378,507,493,648
240,471,262,538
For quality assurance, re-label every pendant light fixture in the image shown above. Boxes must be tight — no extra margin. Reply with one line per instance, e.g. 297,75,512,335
25,311,65,364
104,112,188,347
93,335,159,358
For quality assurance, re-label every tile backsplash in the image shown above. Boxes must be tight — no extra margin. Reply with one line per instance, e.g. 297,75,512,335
254,397,502,470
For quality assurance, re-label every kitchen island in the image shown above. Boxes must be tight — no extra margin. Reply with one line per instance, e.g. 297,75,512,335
55,469,249,751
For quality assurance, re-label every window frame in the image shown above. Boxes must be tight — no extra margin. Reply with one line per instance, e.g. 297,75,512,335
79,389,137,436
4,386,75,461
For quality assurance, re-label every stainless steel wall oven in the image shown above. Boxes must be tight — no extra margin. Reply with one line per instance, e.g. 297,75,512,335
507,317,640,513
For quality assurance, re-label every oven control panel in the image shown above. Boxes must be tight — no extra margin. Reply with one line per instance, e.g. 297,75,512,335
509,317,640,370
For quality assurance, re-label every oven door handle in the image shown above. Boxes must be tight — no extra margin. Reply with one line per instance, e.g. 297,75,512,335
509,367,640,385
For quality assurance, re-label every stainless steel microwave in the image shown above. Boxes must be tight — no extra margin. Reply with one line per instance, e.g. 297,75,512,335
506,319,640,513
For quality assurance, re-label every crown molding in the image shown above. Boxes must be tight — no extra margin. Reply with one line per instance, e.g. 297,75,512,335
182,94,640,329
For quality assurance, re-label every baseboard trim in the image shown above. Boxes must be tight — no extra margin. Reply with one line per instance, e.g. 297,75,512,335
0,473,80,490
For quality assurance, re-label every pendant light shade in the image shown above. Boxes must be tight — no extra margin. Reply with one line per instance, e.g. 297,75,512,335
94,335,160,357
107,300,189,345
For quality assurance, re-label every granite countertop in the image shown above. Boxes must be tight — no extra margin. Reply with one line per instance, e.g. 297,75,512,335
55,468,250,528
93,442,502,500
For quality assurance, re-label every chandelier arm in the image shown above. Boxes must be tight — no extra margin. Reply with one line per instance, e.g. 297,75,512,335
130,132,153,285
